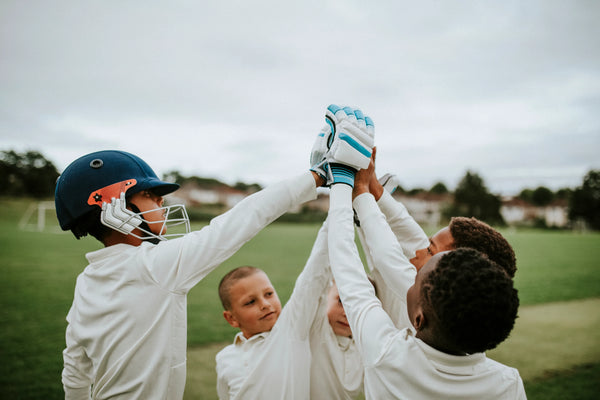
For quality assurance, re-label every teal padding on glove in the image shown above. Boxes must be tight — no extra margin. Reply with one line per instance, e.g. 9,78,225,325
338,132,372,158
330,164,355,187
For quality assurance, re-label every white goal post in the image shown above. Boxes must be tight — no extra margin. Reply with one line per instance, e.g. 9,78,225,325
19,201,63,232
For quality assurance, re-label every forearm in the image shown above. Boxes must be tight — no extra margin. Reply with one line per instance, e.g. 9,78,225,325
150,171,319,290
377,190,428,259
284,221,332,338
354,193,417,300
327,184,397,365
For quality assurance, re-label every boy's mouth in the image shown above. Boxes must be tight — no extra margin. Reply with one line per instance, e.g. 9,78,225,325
260,311,276,320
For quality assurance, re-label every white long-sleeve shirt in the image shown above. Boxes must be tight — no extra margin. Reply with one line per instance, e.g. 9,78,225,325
216,221,331,400
308,224,364,400
328,185,526,400
309,298,364,400
62,172,317,400
354,191,420,331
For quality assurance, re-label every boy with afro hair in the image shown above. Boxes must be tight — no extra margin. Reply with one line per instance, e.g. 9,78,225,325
327,175,526,399
354,153,517,329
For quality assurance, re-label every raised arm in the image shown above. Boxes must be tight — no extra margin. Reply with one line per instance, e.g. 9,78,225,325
145,171,321,292
328,183,401,366
315,104,401,365
279,220,332,339
353,154,418,329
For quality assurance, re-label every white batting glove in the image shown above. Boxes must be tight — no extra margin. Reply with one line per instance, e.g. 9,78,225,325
325,104,374,187
378,173,401,194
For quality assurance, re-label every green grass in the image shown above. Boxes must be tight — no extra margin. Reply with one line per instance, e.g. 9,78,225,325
1,198,599,399
525,363,600,400
503,229,600,305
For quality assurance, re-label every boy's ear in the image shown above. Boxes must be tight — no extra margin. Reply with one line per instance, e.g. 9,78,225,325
223,310,240,328
413,308,427,331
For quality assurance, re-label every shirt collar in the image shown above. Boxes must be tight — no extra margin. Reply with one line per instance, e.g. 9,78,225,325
336,334,354,350
233,331,270,346
414,336,487,376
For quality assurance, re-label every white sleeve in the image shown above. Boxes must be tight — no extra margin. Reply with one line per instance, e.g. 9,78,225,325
279,220,331,340
215,349,229,400
353,193,417,329
143,172,318,292
327,184,402,367
62,313,93,400
515,375,527,400
376,190,429,259
216,368,230,400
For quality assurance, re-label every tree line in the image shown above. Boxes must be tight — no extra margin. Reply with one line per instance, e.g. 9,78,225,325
1,150,598,230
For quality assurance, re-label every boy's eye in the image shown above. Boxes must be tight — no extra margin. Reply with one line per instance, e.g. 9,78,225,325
265,291,273,297
427,247,433,256
244,299,255,306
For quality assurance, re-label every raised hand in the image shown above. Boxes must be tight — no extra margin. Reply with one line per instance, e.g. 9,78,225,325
310,104,375,187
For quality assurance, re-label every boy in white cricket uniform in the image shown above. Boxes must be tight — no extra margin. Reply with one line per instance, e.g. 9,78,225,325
309,277,364,400
56,150,323,400
313,104,526,399
355,165,518,331
215,221,330,400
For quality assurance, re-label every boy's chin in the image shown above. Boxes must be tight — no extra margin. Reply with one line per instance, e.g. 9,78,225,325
332,323,352,337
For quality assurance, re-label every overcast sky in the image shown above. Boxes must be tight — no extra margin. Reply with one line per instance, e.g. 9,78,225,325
1,1,598,195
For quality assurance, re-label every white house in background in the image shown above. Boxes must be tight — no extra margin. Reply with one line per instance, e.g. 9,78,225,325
392,192,452,229
167,182,570,228
166,182,248,209
500,197,569,228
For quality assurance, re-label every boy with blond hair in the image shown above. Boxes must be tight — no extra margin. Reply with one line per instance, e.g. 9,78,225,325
216,223,330,400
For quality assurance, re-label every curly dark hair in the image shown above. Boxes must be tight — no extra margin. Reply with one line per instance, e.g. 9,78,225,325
70,207,112,242
68,192,151,243
449,217,517,278
421,248,519,354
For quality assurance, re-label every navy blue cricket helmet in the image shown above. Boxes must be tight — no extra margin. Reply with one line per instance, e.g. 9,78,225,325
55,150,179,231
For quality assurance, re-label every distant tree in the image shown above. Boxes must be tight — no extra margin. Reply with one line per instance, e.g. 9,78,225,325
429,182,448,194
234,182,262,193
531,186,554,206
447,170,504,225
162,170,263,193
0,150,59,198
408,188,425,196
555,188,572,201
518,188,534,203
569,170,600,230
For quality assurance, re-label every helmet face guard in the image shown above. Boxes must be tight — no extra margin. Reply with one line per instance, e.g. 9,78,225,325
100,192,190,241
55,150,190,241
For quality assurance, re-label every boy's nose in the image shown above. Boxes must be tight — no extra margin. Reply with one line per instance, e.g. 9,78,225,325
259,298,270,309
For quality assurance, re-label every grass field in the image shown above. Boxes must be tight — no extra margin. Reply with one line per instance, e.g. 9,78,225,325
1,198,599,399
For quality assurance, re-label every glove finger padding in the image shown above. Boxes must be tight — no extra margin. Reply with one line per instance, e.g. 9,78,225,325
311,104,375,187
325,104,375,187
329,117,374,170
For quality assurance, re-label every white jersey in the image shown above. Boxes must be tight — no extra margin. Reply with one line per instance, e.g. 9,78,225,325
62,172,317,400
309,300,364,400
308,222,364,400
216,221,331,400
327,185,526,400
